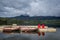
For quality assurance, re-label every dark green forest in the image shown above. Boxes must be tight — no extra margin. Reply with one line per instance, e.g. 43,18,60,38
0,17,60,27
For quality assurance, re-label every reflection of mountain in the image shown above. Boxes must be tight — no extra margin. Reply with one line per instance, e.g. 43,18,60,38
13,15,60,20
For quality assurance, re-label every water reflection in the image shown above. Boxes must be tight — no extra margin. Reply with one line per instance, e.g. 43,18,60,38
0,28,60,40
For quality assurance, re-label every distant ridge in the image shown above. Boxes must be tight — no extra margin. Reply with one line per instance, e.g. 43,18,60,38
0,15,60,27
11,15,60,20
0,15,60,20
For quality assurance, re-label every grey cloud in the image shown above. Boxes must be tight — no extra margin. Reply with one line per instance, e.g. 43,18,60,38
28,0,60,16
0,0,60,17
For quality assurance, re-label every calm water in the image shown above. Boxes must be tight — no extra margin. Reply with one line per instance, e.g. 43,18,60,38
0,28,60,40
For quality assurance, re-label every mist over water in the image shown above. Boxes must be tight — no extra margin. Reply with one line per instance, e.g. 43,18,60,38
0,28,60,40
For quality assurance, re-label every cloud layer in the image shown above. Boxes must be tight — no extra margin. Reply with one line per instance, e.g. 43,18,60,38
0,0,60,17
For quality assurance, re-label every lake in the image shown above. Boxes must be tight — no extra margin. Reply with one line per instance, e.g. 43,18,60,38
0,28,60,40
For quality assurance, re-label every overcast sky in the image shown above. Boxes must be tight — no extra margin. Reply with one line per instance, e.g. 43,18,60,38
0,0,60,17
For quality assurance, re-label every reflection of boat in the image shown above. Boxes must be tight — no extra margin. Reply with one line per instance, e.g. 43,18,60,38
0,24,56,36
3,27,20,33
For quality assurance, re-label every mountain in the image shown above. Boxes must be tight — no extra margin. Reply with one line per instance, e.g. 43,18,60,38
12,15,60,20
0,15,60,27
